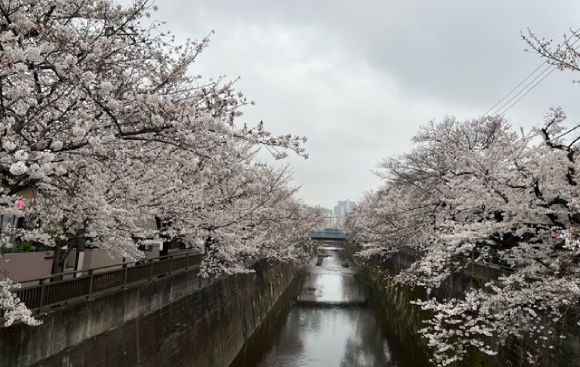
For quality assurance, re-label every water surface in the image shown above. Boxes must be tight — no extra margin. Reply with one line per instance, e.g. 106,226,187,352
230,245,432,367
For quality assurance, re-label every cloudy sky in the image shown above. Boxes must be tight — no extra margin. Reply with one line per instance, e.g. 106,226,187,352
121,0,580,210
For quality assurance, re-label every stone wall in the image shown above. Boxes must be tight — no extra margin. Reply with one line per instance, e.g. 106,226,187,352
0,261,299,367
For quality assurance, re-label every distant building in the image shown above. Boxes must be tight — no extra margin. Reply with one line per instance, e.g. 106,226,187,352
333,199,356,217
324,215,339,229
317,200,355,230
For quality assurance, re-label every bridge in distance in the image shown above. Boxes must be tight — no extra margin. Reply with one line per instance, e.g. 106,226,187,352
308,229,347,241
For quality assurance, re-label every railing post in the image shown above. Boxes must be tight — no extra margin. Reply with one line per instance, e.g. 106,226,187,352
123,265,128,288
88,270,94,299
149,259,154,279
185,251,189,270
169,255,173,274
39,279,46,313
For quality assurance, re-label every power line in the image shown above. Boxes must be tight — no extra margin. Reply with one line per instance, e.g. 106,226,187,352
481,63,547,117
498,30,580,116
493,65,555,116
495,67,556,116
483,28,580,117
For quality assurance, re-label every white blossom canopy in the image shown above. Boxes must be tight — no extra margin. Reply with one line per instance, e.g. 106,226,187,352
0,0,322,326
346,29,580,365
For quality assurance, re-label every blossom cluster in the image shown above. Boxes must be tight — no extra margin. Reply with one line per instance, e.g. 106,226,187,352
0,0,322,326
346,108,580,363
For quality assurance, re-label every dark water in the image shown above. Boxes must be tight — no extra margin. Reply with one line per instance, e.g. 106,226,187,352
230,245,432,367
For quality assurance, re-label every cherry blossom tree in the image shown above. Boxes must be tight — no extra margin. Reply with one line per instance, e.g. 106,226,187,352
347,109,580,364
0,0,319,325
128,149,322,275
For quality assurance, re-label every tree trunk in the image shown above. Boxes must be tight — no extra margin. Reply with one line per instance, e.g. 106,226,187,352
50,240,76,281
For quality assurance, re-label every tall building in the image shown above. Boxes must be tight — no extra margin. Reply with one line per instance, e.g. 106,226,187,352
333,199,356,217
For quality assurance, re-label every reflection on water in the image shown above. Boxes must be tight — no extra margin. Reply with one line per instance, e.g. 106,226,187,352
298,273,367,305
247,307,396,367
231,302,432,367
230,245,432,367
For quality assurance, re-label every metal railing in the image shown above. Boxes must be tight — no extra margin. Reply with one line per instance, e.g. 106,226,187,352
459,257,514,280
5,251,204,316
372,246,515,281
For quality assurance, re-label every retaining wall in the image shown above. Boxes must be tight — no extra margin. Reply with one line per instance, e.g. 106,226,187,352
362,255,496,367
357,248,580,367
0,261,299,367
355,247,502,366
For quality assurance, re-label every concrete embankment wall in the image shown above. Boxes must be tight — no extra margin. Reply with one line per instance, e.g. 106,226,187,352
355,248,504,366
362,256,495,366
0,261,300,367
357,248,580,367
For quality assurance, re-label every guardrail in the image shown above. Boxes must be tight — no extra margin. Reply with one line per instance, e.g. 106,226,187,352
3,251,204,317
370,246,515,281
460,257,514,280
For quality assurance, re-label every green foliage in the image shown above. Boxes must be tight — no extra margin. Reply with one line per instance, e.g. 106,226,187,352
0,240,36,253
14,240,33,253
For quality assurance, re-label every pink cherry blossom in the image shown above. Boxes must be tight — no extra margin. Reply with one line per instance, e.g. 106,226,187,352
0,0,320,327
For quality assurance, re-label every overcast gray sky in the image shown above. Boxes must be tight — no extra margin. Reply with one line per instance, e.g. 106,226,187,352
122,0,580,209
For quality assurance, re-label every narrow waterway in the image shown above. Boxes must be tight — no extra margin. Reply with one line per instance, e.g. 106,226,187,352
230,244,432,367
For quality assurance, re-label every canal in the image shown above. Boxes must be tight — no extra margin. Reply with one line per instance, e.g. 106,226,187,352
230,244,432,367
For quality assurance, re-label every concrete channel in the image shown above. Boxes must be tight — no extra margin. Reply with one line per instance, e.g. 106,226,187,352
229,242,432,367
